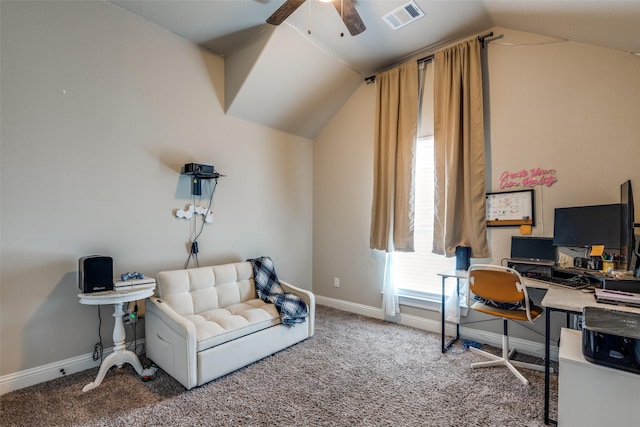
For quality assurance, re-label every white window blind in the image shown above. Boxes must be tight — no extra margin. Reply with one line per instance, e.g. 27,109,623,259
393,136,455,295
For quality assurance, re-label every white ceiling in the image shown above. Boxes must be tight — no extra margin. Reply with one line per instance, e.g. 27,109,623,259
108,0,640,138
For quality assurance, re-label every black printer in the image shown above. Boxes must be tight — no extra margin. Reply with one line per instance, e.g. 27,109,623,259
582,306,640,374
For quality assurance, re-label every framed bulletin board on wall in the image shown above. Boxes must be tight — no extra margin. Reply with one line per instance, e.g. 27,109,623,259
486,189,535,227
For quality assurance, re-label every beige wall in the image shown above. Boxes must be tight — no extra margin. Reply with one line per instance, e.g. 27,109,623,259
313,27,640,338
0,1,313,377
313,83,384,308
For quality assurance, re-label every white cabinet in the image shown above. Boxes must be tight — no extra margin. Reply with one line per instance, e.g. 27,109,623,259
558,328,640,426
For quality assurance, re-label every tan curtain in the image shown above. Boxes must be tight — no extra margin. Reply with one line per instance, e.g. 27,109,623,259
370,62,419,252
432,39,489,258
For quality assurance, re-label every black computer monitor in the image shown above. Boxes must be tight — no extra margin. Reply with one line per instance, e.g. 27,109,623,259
511,236,556,262
552,203,622,249
621,180,637,272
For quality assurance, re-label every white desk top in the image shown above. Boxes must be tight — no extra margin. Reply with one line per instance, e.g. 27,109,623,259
437,270,469,279
77,287,155,305
438,269,640,314
541,286,640,315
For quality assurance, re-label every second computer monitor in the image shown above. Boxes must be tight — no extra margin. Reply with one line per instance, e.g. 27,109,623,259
511,236,556,263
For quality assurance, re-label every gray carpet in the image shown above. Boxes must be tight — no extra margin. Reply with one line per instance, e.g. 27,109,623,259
0,305,557,426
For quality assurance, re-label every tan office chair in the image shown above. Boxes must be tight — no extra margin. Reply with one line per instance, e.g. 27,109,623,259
467,264,545,385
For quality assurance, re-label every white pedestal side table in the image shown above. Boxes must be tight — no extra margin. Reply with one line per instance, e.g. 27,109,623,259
78,287,155,392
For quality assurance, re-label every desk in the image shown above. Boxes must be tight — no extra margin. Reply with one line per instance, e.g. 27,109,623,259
541,286,640,425
78,287,155,392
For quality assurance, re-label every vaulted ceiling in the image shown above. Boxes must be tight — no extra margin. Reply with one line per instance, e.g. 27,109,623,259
109,1,640,138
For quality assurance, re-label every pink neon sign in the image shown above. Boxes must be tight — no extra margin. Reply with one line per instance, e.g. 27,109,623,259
499,168,557,189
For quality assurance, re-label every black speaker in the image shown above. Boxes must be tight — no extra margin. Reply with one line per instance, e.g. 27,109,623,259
79,256,113,293
455,246,471,271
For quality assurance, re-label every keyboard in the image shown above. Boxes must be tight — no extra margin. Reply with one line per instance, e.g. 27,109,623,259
527,273,593,289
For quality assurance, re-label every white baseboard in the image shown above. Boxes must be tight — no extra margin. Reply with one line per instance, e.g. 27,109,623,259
315,295,385,319
315,295,559,361
0,340,145,396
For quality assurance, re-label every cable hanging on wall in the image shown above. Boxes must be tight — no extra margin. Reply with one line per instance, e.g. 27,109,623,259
175,163,224,269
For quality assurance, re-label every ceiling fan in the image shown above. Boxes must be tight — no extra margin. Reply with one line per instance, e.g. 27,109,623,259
266,0,366,36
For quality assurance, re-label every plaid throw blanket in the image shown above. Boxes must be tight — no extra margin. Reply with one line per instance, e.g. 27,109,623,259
248,257,309,326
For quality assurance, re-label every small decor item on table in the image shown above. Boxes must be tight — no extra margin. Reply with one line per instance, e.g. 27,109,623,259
121,272,144,281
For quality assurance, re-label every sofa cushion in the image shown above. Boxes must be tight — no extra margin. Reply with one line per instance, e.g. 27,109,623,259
187,298,280,351
156,262,255,317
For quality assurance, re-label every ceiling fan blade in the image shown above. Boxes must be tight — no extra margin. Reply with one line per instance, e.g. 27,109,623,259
332,0,366,36
267,0,306,26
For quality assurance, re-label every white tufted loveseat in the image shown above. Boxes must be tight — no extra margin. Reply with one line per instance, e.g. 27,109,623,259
145,261,315,389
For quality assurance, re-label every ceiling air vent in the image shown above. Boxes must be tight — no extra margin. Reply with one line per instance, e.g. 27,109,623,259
382,1,425,31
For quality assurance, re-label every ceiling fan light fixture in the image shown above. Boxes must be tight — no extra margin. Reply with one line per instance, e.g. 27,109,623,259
267,0,366,36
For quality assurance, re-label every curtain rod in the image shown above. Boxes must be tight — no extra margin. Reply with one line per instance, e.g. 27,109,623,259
364,31,494,83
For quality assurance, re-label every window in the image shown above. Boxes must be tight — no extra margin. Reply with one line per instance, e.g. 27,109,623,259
393,136,455,297
391,60,463,306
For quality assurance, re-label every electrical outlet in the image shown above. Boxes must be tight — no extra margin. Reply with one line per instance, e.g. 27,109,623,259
333,277,340,288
